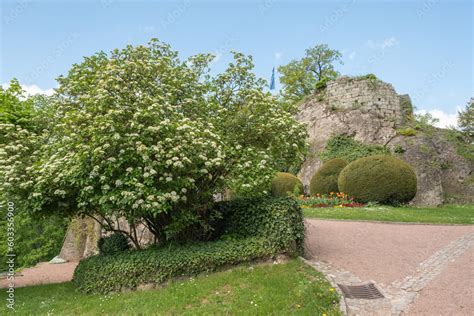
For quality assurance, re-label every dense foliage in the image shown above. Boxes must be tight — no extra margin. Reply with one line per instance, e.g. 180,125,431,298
338,155,417,204
309,158,347,195
98,233,130,255
0,213,68,271
270,172,303,197
319,134,390,162
0,80,68,271
73,197,305,293
212,197,305,252
0,79,34,128
0,79,55,131
0,39,307,246
278,44,342,104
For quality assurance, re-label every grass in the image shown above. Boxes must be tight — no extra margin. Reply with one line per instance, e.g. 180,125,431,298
303,204,474,224
3,259,340,315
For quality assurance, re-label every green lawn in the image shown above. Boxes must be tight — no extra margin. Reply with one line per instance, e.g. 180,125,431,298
304,204,474,224
3,259,340,315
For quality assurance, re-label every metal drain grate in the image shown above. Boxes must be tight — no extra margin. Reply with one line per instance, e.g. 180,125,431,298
337,283,384,300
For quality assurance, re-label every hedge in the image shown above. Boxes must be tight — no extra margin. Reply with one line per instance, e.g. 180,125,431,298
310,158,347,195
73,197,304,293
338,154,417,204
212,197,305,253
271,172,304,197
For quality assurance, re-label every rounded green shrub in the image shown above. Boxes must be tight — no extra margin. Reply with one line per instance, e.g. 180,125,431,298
98,233,130,256
310,158,348,195
271,172,303,197
338,155,417,204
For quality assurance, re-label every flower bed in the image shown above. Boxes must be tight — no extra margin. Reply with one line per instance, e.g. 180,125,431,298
297,192,366,208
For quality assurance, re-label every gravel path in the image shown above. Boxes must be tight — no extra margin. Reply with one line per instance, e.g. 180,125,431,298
305,219,474,315
0,262,77,289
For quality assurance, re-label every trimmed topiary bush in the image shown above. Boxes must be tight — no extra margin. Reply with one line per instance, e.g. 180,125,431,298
310,158,348,195
73,197,305,293
98,233,130,255
271,172,303,197
338,155,417,204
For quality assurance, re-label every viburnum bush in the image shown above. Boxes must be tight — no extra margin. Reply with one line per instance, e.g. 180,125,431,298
0,39,307,245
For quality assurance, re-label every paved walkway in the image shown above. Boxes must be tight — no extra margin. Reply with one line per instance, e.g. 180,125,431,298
304,219,474,316
0,262,77,289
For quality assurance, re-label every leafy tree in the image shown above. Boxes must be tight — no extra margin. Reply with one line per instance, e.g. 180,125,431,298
0,39,308,246
0,79,56,132
0,81,67,270
458,98,473,141
278,44,342,104
0,79,35,129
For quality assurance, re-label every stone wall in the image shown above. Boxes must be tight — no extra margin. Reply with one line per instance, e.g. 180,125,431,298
296,76,473,206
325,76,403,125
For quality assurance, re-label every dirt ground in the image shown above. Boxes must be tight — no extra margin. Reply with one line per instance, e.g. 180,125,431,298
0,261,77,289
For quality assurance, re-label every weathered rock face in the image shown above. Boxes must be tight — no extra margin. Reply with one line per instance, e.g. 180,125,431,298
59,217,100,261
59,216,155,261
297,76,473,206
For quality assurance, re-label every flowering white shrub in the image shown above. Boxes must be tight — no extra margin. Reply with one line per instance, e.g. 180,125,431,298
0,39,307,244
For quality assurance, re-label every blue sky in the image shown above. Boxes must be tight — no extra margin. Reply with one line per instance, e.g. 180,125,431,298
1,0,472,126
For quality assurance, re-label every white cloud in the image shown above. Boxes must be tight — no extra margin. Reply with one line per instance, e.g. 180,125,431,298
274,52,282,61
348,51,356,60
23,84,55,96
415,108,459,128
367,37,399,50
142,26,155,33
2,82,55,97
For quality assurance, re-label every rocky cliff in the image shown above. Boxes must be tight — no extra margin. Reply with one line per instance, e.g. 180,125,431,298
296,76,473,206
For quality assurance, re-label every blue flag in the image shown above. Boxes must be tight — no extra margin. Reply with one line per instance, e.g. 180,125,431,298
270,67,275,90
